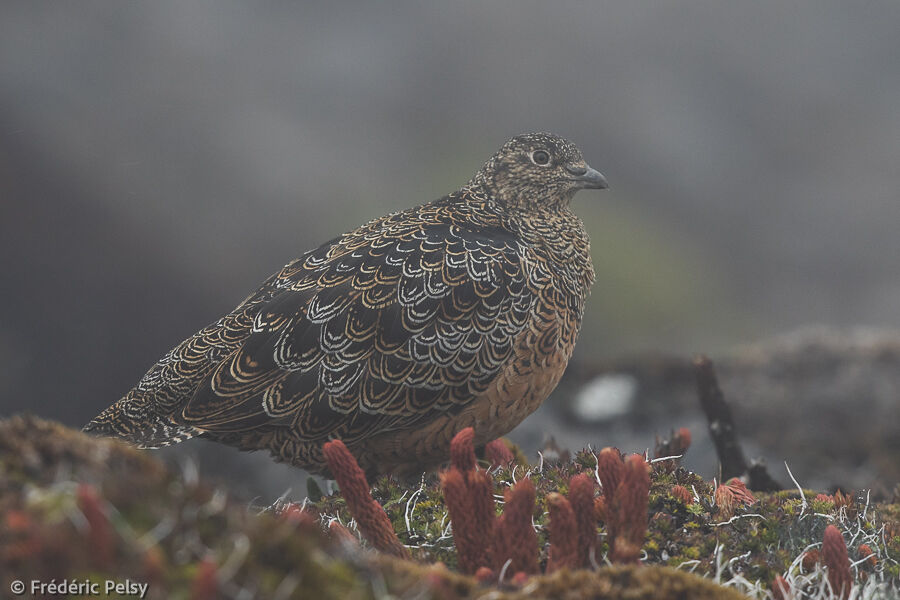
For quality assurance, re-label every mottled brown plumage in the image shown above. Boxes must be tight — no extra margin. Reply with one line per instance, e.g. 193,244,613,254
84,133,608,477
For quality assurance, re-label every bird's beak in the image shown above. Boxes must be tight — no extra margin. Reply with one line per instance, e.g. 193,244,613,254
567,164,609,189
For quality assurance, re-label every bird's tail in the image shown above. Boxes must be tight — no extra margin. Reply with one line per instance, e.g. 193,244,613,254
83,392,200,449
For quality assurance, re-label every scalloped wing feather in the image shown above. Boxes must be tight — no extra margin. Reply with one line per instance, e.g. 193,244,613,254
178,219,534,444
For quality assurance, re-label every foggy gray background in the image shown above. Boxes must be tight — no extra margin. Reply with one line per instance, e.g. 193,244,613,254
2,1,899,497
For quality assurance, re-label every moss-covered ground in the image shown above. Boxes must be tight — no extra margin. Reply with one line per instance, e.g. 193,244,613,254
1,415,897,599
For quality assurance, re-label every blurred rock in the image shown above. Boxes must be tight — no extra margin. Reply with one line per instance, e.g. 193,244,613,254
523,327,900,494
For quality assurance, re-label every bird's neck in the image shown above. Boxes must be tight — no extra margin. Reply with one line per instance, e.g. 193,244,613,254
460,177,574,212
444,183,595,297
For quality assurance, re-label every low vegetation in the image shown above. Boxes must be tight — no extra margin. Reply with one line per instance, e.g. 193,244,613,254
1,415,897,599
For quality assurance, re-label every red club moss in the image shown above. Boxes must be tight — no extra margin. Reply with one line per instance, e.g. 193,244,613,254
858,543,877,567
771,575,792,600
823,525,852,600
596,447,624,495
673,427,692,453
450,426,477,472
567,473,597,567
440,428,497,573
328,520,359,547
76,483,114,568
190,557,218,600
280,503,318,527
801,549,821,572
322,439,409,558
441,467,492,573
546,492,578,573
474,566,495,584
494,477,539,574
485,438,515,468
609,454,650,564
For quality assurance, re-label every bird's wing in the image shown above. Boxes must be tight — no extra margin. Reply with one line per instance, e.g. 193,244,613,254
178,215,537,444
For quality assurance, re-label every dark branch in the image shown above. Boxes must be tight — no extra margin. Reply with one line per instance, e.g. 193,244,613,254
693,355,782,491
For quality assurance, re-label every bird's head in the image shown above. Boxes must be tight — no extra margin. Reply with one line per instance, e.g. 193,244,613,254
468,132,608,210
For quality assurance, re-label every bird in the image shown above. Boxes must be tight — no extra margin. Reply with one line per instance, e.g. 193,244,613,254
84,133,608,478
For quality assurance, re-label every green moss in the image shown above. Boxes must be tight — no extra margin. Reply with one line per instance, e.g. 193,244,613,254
809,499,834,513
781,498,802,515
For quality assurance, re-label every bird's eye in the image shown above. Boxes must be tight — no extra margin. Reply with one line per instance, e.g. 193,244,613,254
531,150,551,166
